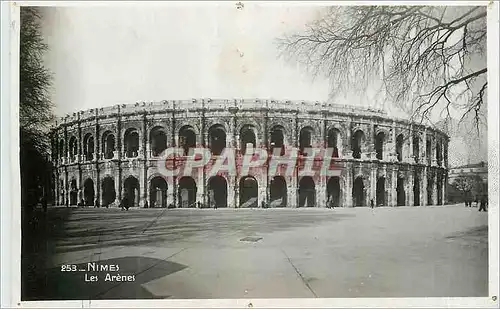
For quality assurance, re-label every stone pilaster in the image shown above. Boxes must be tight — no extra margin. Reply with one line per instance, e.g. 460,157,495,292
390,166,397,207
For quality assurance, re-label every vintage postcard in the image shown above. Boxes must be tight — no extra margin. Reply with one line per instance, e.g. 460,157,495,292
1,1,498,308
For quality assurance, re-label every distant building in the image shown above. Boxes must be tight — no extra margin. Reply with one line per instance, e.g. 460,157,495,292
447,161,488,203
448,161,488,184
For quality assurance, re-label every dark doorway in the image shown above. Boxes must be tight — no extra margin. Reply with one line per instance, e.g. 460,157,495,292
352,177,365,207
239,176,258,208
70,179,77,205
376,177,385,206
269,176,287,207
427,176,434,205
298,176,316,207
150,126,168,157
327,177,341,207
327,128,340,158
83,179,95,206
179,125,197,156
437,174,443,205
124,176,140,208
83,134,95,161
351,130,365,159
375,132,385,160
299,127,313,155
101,177,116,207
396,177,405,206
209,125,226,156
150,176,167,208
240,125,257,155
124,128,140,158
270,125,285,156
102,131,116,159
208,176,228,208
178,177,197,208
396,134,404,162
413,136,420,163
414,173,420,206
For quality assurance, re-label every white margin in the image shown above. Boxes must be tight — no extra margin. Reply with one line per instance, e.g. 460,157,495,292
3,1,499,308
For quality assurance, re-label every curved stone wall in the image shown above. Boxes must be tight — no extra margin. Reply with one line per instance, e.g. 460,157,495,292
50,99,449,208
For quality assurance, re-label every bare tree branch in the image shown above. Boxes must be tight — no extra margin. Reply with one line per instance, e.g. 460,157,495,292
277,5,487,131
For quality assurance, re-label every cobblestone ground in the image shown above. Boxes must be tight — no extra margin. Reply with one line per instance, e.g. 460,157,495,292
22,205,488,300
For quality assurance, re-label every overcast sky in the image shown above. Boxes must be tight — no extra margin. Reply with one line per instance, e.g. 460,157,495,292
39,3,487,166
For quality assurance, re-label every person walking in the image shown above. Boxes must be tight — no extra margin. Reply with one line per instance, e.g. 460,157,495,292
479,196,488,212
370,199,374,209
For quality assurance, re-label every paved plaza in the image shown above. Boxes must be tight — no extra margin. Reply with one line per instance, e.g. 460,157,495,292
22,205,488,300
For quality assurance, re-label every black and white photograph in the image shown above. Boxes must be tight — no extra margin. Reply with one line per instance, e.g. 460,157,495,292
2,1,498,307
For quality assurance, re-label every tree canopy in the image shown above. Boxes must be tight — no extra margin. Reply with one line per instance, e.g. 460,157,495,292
20,7,54,206
278,6,487,129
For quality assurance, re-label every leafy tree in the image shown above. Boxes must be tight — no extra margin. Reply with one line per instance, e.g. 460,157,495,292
20,7,54,208
278,6,487,129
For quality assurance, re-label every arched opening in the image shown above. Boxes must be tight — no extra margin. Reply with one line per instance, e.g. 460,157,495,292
239,176,258,208
375,132,385,160
327,176,341,207
207,176,228,208
327,128,340,158
351,130,365,159
150,126,168,157
436,173,443,205
150,176,167,208
436,142,442,167
413,135,420,163
396,134,404,162
270,125,285,156
101,177,116,207
102,131,116,159
427,176,434,205
208,124,226,156
70,179,77,205
178,176,197,208
414,173,420,206
69,136,78,162
83,178,95,206
240,125,257,155
396,177,406,206
179,125,197,156
58,139,65,160
376,177,386,206
124,128,140,158
83,133,95,161
123,176,140,208
352,177,365,207
426,139,432,165
298,176,316,207
269,176,287,207
299,126,314,155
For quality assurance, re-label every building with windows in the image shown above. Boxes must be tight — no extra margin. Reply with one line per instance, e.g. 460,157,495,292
50,99,449,208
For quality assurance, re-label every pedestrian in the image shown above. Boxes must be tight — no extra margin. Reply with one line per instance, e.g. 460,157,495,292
144,201,149,209
94,198,99,208
479,196,487,212
214,201,218,209
370,199,374,209
197,201,201,209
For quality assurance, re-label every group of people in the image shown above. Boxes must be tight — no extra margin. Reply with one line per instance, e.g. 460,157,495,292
466,196,488,212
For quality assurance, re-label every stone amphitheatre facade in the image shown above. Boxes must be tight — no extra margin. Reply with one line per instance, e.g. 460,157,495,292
50,99,449,209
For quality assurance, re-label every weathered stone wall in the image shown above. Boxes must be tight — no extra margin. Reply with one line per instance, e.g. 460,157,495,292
50,99,449,208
